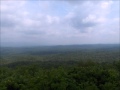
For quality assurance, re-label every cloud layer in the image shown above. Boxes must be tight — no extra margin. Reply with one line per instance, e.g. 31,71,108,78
1,0,119,46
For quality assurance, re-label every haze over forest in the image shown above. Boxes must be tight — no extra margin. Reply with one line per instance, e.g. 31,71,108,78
0,1,120,90
1,0,119,47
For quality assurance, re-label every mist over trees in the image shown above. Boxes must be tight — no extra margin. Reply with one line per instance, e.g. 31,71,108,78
0,44,120,90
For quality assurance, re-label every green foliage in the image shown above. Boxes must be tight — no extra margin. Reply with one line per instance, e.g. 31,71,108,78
0,61,120,90
1,44,119,65
0,45,119,89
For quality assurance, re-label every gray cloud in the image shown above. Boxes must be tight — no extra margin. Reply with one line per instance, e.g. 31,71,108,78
69,16,97,32
64,0,110,4
65,0,84,5
1,15,17,28
1,0,119,46
21,29,45,35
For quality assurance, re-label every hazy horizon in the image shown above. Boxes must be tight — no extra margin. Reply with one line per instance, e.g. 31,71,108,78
1,43,120,48
1,0,119,47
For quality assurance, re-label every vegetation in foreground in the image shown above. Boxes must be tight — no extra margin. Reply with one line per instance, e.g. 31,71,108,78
0,60,120,90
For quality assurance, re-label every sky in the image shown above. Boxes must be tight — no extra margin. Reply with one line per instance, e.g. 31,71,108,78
0,0,120,46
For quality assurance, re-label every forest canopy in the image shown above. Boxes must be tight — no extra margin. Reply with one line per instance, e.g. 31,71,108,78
0,44,120,90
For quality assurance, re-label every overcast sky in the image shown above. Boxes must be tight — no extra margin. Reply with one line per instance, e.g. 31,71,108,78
1,0,120,46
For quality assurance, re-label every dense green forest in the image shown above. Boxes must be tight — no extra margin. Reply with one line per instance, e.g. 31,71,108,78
0,44,120,90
